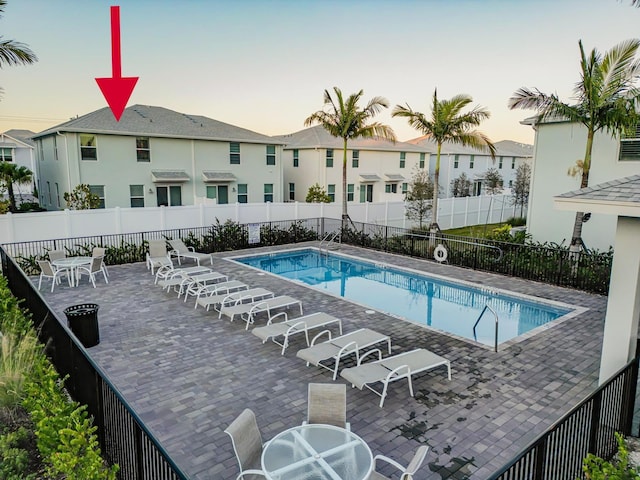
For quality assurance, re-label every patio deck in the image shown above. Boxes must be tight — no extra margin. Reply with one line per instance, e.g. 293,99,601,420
36,242,607,479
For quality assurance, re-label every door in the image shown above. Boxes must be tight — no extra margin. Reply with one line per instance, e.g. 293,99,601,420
156,185,182,206
366,184,373,202
217,185,229,204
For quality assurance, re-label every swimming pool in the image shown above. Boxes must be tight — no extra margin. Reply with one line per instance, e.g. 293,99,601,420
233,249,579,347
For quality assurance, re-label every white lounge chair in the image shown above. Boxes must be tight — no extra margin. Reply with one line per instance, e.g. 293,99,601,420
296,328,391,380
168,239,213,266
195,286,270,311
175,271,229,298
188,280,248,305
340,348,451,407
220,296,303,329
252,312,342,355
154,264,210,285
146,239,172,274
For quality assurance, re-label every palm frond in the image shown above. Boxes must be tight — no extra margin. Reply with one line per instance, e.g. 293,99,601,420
0,38,37,66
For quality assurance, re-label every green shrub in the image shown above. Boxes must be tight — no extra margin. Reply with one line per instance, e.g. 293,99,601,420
505,216,527,227
0,333,39,411
0,426,36,480
582,432,640,479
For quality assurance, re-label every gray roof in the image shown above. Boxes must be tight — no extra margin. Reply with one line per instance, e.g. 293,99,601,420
274,125,429,153
554,175,640,218
406,136,533,157
33,105,280,145
151,170,190,183
556,175,640,203
1,130,36,147
384,173,405,181
359,174,382,182
202,171,237,183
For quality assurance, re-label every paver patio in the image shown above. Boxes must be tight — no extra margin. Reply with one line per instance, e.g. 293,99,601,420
36,242,607,479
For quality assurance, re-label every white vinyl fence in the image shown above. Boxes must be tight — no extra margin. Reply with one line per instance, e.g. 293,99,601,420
0,195,522,244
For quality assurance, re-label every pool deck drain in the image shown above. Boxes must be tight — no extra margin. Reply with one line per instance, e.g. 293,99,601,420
37,242,607,479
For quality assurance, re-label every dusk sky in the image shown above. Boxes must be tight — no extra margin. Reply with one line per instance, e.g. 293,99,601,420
1,0,639,144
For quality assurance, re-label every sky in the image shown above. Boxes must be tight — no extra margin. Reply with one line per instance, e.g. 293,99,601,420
1,0,639,144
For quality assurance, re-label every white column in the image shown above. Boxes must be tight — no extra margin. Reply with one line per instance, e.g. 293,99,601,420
114,206,121,234
199,203,205,227
160,205,166,230
450,197,455,229
384,201,389,226
64,209,72,237
295,201,299,220
7,212,15,243
464,196,469,228
599,216,640,384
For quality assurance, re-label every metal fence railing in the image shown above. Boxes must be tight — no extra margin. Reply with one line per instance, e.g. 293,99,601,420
0,247,189,480
488,356,638,480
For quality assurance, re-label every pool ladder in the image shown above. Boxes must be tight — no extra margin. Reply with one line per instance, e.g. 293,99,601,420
473,305,499,352
319,231,341,255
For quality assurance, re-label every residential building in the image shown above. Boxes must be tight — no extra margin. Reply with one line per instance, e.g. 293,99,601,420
276,125,430,204
0,129,37,198
406,136,533,197
32,105,284,210
523,117,640,251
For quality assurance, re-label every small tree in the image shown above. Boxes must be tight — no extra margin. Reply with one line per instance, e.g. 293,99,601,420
63,184,100,210
450,172,472,197
305,183,331,203
512,163,531,217
484,168,503,195
405,166,435,230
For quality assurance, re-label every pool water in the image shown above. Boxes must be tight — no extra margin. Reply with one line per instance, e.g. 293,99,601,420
233,249,574,347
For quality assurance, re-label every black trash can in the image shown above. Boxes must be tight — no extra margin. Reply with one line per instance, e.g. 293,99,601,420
64,304,100,348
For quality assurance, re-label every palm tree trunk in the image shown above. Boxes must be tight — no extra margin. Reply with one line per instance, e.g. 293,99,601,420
341,138,348,230
7,181,17,213
570,129,594,250
430,143,441,231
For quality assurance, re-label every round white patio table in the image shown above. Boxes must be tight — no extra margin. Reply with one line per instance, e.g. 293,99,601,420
261,424,373,480
52,256,92,287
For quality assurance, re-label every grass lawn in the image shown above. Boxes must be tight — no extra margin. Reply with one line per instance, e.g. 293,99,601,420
442,222,506,238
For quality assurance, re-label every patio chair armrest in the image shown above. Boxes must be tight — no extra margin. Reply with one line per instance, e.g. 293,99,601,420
337,341,357,358
357,348,382,365
187,246,195,252
385,364,410,381
310,329,332,346
267,312,288,325
236,469,267,479
373,454,406,473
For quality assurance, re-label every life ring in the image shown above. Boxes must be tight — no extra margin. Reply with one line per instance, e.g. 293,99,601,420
433,244,448,263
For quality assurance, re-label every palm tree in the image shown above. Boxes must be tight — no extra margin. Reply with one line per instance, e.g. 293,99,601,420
0,162,32,212
508,39,640,250
305,87,396,229
0,0,37,67
392,90,496,231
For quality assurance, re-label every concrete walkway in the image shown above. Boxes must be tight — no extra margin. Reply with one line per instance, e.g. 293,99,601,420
38,243,607,479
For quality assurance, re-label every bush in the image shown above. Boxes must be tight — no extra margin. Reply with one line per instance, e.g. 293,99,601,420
0,333,39,411
582,432,640,479
505,216,527,227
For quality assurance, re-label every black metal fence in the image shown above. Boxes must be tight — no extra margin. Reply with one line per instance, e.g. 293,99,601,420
0,247,189,480
489,357,638,480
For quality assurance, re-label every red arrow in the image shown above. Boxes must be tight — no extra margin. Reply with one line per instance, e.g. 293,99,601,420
95,6,138,121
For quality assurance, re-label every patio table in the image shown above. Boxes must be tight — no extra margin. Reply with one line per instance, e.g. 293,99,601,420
261,423,373,480
52,256,92,287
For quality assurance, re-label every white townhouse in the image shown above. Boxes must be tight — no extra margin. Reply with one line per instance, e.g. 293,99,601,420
522,117,640,251
32,105,284,210
276,125,431,204
0,129,37,196
406,136,533,197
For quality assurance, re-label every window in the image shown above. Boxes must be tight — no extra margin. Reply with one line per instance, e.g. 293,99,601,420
419,153,425,169
89,185,105,208
136,137,150,162
156,185,182,206
206,185,229,204
385,183,398,193
511,157,516,169
454,154,459,169
264,184,273,202
402,182,408,194
289,183,295,201
293,149,299,167
347,184,354,201
46,181,51,205
230,142,240,164
55,183,60,208
0,147,13,162
619,125,640,161
328,184,335,202
237,184,248,203
130,185,145,207
266,145,276,165
53,136,58,161
80,134,97,161
469,155,474,169
326,149,333,167
499,156,503,169
399,152,406,168
508,180,513,188
352,151,359,168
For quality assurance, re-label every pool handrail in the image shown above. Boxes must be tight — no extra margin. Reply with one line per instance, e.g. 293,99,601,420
473,304,499,352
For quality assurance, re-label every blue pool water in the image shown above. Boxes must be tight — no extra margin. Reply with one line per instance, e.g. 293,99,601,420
233,249,573,347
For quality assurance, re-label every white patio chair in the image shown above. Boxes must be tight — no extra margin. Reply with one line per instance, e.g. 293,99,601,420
224,408,267,480
168,239,213,266
76,256,109,288
146,239,172,274
37,259,71,292
305,383,350,430
370,445,429,480
48,249,66,262
92,247,109,277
